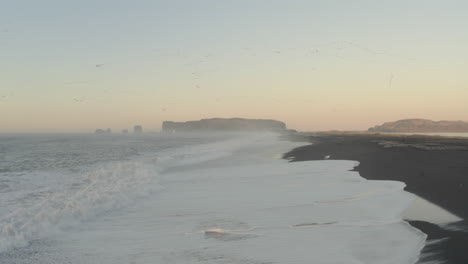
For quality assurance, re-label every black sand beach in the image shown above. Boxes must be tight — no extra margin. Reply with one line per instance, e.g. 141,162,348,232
284,133,468,264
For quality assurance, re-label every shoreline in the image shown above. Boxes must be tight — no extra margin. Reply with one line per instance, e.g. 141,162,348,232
283,133,468,264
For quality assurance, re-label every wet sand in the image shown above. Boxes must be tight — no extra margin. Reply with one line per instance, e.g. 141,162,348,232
284,132,468,264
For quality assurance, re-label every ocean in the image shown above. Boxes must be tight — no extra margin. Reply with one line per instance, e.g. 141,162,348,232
0,133,426,263
383,132,468,138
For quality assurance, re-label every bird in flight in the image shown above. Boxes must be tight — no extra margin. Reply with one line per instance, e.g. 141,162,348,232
73,97,85,103
388,74,395,89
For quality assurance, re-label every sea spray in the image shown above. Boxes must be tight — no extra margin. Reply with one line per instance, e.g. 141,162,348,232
0,160,159,253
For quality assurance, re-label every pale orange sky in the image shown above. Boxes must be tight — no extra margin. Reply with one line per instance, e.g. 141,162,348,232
1,1,467,133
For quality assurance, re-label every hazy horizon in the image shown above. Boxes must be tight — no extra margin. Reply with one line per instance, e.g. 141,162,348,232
1,0,468,133
3,117,468,134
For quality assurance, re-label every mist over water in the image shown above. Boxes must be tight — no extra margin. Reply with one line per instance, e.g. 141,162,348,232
0,133,230,253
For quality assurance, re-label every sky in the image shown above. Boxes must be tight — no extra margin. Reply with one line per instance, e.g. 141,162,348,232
1,0,467,132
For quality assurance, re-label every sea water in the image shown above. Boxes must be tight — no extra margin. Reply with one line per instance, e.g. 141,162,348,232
0,133,426,263
382,132,468,138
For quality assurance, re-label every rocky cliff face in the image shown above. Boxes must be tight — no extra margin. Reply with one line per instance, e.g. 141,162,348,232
162,118,287,133
368,119,468,133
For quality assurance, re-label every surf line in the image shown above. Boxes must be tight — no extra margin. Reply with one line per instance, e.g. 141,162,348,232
182,227,256,236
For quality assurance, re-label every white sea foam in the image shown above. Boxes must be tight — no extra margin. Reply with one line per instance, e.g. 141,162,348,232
0,133,287,255
403,195,462,225
0,133,427,263
0,159,159,253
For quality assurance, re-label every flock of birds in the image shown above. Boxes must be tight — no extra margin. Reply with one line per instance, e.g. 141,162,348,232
1,39,404,105
0,28,10,100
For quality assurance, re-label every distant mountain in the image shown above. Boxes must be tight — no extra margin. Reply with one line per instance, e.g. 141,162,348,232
368,119,468,133
162,118,288,133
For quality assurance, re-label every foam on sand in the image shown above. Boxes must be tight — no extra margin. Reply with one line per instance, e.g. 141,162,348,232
403,195,462,225
155,135,426,264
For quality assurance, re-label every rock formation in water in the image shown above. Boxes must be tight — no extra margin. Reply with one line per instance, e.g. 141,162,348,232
134,125,143,134
368,119,468,133
162,118,287,133
95,128,112,134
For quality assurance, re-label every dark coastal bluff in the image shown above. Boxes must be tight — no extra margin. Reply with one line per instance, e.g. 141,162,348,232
368,119,468,133
162,118,288,133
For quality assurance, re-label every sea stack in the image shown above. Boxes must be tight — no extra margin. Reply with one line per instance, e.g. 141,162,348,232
134,125,143,134
95,129,111,134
